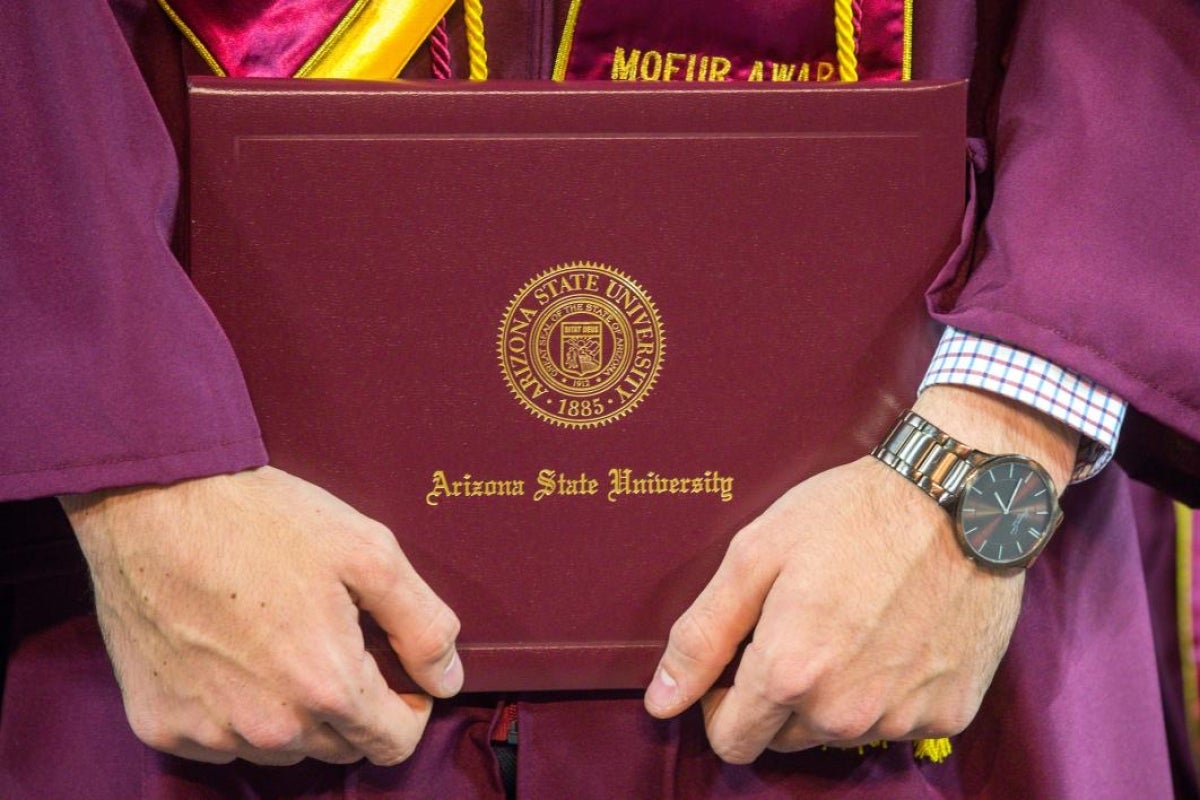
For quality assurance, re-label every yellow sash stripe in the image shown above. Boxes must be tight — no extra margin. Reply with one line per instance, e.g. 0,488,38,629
1178,502,1200,764
299,0,457,80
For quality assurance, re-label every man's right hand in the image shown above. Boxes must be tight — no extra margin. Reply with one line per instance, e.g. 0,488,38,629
59,466,462,766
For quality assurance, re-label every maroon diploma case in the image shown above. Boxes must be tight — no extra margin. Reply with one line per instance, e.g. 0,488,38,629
187,78,966,691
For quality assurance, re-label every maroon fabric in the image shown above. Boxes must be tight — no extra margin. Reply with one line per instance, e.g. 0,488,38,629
0,1,266,502
1135,484,1200,797
927,0,1200,450
555,0,907,82
0,571,505,800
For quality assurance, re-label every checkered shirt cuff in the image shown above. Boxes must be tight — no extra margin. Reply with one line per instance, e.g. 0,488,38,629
919,327,1126,482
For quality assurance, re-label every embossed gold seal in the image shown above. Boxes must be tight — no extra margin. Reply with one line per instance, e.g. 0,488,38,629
498,261,665,428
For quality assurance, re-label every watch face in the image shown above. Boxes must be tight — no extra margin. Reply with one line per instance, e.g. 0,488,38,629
956,457,1059,567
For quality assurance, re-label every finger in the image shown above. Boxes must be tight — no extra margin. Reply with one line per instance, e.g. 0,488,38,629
147,737,238,765
125,707,239,765
699,640,794,764
301,724,366,765
645,531,777,718
765,690,935,754
342,528,463,698
320,649,435,766
234,723,363,766
765,713,850,754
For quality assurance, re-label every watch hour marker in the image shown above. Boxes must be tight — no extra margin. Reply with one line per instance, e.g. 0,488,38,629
1028,527,1041,537
1016,541,1024,554
1034,489,1047,497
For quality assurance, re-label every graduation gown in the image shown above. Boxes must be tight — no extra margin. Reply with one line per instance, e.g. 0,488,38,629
1,1,1197,797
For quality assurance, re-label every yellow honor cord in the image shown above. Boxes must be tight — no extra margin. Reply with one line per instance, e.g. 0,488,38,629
156,0,226,76
465,0,489,80
833,0,859,82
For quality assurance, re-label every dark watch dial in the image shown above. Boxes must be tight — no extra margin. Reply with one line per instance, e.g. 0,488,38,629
955,456,1060,568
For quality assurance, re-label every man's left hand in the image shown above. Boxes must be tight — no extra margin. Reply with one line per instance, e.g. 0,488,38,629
643,385,1078,763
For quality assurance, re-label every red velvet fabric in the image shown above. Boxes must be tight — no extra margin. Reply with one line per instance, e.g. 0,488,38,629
165,0,357,76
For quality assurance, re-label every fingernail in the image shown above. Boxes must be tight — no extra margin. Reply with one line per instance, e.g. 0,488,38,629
646,665,679,711
441,651,463,695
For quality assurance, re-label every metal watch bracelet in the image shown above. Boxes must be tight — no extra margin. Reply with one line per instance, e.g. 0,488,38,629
871,410,985,506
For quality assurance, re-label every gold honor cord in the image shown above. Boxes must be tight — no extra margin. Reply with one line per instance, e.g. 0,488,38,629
465,0,489,80
833,0,859,82
837,0,914,82
156,0,226,76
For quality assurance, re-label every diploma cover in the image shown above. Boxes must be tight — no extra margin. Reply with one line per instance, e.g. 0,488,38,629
188,78,966,691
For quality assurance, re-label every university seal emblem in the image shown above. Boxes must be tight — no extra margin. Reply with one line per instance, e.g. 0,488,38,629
498,261,665,428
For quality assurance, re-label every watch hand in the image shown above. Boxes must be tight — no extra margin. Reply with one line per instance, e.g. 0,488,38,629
1006,478,1024,514
994,492,1010,514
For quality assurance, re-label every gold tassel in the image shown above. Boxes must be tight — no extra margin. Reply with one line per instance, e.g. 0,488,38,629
913,737,953,763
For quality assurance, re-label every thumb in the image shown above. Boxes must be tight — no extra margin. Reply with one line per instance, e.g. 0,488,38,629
344,530,463,699
645,534,776,718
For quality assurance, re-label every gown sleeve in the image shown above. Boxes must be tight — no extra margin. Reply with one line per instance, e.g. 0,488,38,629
0,1,267,502
929,0,1200,503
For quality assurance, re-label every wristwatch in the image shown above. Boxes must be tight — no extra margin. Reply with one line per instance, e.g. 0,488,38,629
871,410,1064,569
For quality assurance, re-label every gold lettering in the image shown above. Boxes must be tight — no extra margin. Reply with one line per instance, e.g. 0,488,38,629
748,60,764,81
685,53,697,81
816,60,835,81
795,63,810,81
771,62,796,81
606,468,735,503
663,52,686,81
709,56,732,82
534,469,600,501
639,49,663,81
426,470,525,505
510,359,547,398
533,468,557,502
607,468,629,503
426,470,452,506
697,55,710,81
611,46,639,80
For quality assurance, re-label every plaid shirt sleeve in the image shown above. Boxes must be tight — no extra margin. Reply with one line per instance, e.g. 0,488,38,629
919,327,1126,483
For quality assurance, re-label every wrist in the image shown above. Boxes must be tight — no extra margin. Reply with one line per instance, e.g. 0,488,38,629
911,385,1078,496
